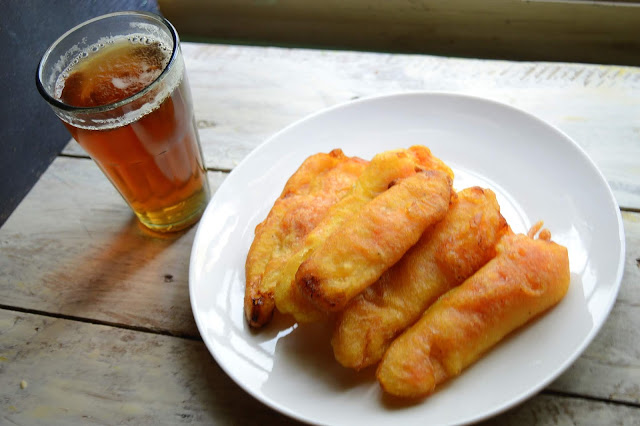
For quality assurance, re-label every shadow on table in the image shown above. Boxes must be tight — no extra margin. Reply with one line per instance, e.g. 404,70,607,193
42,214,199,336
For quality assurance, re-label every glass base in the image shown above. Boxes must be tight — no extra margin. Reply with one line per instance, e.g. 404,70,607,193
135,186,210,233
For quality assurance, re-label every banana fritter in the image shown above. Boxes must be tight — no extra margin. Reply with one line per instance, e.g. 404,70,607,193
296,170,453,315
273,146,454,323
376,224,570,398
244,149,368,327
332,187,510,370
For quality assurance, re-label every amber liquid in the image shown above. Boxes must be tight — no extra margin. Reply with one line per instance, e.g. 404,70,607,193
58,39,209,232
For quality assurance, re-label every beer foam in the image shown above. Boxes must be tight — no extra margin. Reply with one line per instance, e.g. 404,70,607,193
54,34,170,99
53,33,183,130
111,77,132,90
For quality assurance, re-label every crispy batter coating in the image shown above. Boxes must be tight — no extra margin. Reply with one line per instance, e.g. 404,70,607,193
332,187,510,370
376,225,570,398
296,170,453,314
273,146,454,323
244,149,368,327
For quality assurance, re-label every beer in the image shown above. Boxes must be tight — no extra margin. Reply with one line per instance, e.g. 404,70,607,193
53,35,209,232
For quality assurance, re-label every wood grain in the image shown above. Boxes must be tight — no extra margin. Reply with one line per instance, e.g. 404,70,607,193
0,157,226,338
1,310,638,425
62,42,640,210
484,393,639,426
6,41,640,424
0,310,300,425
0,154,638,408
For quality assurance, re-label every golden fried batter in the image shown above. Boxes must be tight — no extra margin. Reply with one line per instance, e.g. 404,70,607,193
244,149,368,327
332,187,510,370
296,170,453,314
376,224,570,398
273,146,454,323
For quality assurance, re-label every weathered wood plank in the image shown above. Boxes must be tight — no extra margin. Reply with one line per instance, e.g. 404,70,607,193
16,36,640,425
0,154,638,407
0,310,298,425
62,43,640,209
484,393,639,426
1,310,638,425
0,157,226,338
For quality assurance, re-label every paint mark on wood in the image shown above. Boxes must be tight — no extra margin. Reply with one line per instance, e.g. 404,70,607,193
196,119,216,129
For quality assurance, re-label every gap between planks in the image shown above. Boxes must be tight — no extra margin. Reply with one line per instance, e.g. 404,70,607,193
1,302,639,412
55,153,640,213
543,389,640,410
0,303,201,342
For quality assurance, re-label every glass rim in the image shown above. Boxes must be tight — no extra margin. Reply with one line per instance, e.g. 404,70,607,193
35,10,179,114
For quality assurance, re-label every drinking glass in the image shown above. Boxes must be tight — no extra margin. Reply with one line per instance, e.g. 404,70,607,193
36,11,210,233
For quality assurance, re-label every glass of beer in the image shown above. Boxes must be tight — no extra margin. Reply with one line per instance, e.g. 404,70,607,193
36,11,210,233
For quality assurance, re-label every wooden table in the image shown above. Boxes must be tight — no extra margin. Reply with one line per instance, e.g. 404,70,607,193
1,42,639,425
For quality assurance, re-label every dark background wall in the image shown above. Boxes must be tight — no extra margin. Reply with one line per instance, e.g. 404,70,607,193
0,0,160,228
159,0,640,66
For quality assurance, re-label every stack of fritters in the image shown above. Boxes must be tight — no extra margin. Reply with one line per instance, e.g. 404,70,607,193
244,145,570,399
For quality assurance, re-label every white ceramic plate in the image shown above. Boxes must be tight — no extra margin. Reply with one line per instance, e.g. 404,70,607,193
189,92,625,425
